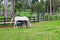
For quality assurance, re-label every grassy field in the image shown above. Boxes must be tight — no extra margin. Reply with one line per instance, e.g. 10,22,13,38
0,20,60,40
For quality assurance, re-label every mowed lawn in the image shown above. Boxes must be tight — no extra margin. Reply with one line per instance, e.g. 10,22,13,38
0,20,60,40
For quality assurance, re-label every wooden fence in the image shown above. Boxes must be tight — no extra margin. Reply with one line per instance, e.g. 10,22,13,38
0,18,11,24
0,16,60,24
28,16,39,22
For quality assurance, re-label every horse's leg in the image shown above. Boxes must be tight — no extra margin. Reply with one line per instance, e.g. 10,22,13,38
23,21,26,28
25,21,28,28
28,21,31,28
14,22,17,28
14,23,16,28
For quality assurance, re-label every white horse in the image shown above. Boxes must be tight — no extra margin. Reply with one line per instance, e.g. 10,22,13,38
14,16,31,28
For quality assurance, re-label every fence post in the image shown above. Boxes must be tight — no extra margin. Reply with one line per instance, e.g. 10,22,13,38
33,17,35,22
4,17,6,25
55,16,57,20
47,16,48,21
38,16,39,22
45,16,46,21
43,15,44,21
50,16,52,20
28,17,30,20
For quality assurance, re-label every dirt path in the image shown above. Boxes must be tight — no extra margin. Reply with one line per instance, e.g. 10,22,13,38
0,26,14,28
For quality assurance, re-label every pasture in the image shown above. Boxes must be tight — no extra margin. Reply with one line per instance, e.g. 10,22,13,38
0,20,60,40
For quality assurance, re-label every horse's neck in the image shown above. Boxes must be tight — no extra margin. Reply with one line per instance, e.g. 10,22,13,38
11,17,14,22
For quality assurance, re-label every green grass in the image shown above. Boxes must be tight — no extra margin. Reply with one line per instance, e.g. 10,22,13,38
0,20,60,40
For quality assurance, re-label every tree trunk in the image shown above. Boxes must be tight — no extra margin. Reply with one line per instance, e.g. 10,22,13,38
50,0,52,15
52,1,55,15
10,0,15,18
3,0,8,20
53,7,55,14
47,6,48,13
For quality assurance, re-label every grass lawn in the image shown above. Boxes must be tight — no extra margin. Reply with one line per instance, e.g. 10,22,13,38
0,20,60,40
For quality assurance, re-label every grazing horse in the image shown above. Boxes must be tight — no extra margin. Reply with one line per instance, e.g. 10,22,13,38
14,16,31,28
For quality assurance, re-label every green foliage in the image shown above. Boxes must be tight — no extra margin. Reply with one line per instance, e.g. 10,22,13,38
0,0,2,10
31,4,36,13
31,0,45,14
15,1,23,12
38,0,44,13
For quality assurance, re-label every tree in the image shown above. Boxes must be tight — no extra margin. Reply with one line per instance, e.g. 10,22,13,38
3,0,8,19
10,0,15,18
15,0,23,12
46,0,60,14
31,0,44,13
46,0,50,13
0,0,2,10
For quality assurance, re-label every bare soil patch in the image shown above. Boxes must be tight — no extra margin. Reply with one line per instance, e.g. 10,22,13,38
0,26,14,28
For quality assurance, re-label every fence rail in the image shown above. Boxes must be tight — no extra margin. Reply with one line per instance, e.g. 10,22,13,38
28,16,39,22
0,18,11,22
44,16,58,21
0,16,60,24
0,18,11,24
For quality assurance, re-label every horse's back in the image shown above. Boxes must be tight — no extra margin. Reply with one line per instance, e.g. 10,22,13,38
15,16,29,21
